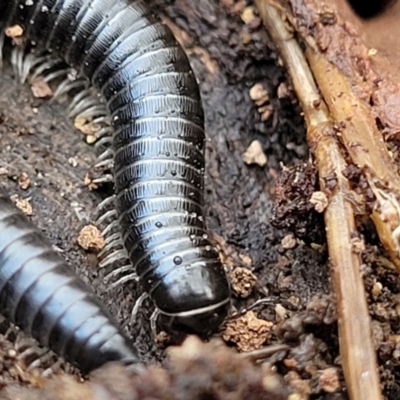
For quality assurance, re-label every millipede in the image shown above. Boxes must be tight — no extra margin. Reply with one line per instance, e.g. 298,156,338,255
0,0,231,371
0,188,140,373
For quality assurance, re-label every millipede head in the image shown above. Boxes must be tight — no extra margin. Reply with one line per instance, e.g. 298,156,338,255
160,299,231,337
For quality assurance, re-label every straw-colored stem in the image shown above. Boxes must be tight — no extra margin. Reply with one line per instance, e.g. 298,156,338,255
254,2,383,399
307,50,400,271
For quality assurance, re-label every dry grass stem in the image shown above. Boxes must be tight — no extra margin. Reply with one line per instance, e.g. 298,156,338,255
254,1,382,399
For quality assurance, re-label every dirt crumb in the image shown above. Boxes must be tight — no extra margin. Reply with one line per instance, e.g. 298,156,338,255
350,236,365,253
223,311,274,351
30,78,53,99
249,82,269,106
18,172,30,190
4,25,23,38
241,6,256,24
154,331,171,347
74,117,101,136
271,162,324,243
275,304,288,320
249,83,273,121
77,225,105,251
309,191,328,213
371,280,383,299
10,194,32,216
318,367,340,393
242,140,267,166
229,267,257,298
86,135,97,144
258,104,273,121
281,233,297,249
277,82,290,99
68,157,78,167
238,252,252,267
285,371,311,399
84,172,99,190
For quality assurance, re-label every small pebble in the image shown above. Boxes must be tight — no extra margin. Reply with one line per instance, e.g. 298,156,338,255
243,140,267,167
281,234,297,250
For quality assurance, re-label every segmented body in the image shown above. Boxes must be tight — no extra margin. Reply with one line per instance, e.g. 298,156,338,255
0,189,139,373
0,0,230,336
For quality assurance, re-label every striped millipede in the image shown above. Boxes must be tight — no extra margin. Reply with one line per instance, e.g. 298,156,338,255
0,0,231,371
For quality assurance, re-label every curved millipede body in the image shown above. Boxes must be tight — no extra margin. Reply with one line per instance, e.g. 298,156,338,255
0,189,139,373
1,0,231,335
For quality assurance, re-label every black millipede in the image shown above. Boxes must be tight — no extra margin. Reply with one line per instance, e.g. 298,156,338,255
0,189,139,373
0,0,231,340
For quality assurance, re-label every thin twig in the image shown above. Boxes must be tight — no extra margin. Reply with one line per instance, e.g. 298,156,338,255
254,1,382,399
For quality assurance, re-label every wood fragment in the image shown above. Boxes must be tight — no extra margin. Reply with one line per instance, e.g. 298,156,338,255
306,50,400,271
254,1,382,399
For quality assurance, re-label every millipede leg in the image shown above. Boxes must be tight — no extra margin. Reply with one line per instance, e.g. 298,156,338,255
150,309,160,339
131,292,148,322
